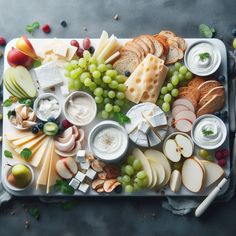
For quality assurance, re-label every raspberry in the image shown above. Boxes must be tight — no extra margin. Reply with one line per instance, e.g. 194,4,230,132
42,24,51,33
62,119,72,129
215,150,223,160
218,159,226,167
0,37,6,46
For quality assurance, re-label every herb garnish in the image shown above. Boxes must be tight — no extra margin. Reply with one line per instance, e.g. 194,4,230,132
199,24,215,38
33,60,42,68
26,22,40,34
28,207,40,220
114,112,131,125
3,99,13,107
54,179,75,195
4,150,13,158
199,52,210,61
202,128,214,136
20,148,32,161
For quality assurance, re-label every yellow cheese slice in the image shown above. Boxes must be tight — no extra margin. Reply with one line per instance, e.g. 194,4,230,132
97,35,121,61
46,143,60,193
36,139,53,188
5,131,37,141
53,42,68,57
14,135,46,155
66,45,78,61
13,134,46,149
30,137,51,167
93,30,109,58
11,132,41,146
104,51,120,64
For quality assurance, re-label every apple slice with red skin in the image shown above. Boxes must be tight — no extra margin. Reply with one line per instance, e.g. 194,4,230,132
56,157,78,179
173,98,195,113
175,118,192,133
16,35,38,58
172,105,190,118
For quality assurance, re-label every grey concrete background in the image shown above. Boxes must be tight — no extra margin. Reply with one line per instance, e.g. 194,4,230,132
0,0,236,235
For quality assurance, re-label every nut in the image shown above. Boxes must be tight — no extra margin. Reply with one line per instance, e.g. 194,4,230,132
91,160,105,172
104,165,120,179
98,172,107,180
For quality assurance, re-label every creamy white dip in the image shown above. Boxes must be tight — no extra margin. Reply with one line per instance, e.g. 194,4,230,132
92,127,127,160
65,93,96,126
193,116,225,149
186,42,221,76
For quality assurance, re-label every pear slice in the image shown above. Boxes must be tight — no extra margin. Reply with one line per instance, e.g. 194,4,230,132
164,139,181,162
175,134,193,158
149,163,158,189
149,160,166,188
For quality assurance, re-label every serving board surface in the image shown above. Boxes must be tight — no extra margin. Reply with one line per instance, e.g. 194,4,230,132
1,38,230,197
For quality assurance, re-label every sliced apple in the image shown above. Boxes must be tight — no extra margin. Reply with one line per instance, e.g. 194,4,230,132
182,158,205,193
56,157,78,179
55,135,76,152
16,36,38,58
149,163,158,189
164,139,181,162
201,160,224,188
173,98,195,113
12,66,37,98
172,105,190,118
169,170,182,192
175,110,196,124
175,134,193,158
175,118,192,133
55,140,82,157
145,149,171,186
133,148,153,187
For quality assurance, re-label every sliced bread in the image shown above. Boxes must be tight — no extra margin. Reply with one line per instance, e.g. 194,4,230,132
159,30,177,38
139,35,155,54
147,35,163,58
165,44,179,64
197,80,221,97
133,38,150,56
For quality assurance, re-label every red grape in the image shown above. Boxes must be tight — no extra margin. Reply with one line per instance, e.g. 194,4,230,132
70,40,80,49
83,37,91,50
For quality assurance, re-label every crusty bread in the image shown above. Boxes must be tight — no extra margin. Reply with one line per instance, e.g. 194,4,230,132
139,35,155,54
188,76,205,88
121,42,143,61
130,41,146,60
174,37,186,51
154,34,169,55
133,38,150,56
147,35,163,58
178,48,184,59
196,94,225,117
159,30,177,38
198,86,224,108
113,51,140,75
165,44,179,64
197,80,221,97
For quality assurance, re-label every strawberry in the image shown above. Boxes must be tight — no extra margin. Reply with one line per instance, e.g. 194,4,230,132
0,37,6,46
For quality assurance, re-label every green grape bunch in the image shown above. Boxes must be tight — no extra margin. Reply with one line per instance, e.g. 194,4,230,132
64,50,127,119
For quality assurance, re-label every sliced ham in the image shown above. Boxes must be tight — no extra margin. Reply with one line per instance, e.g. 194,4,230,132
172,105,190,118
173,98,195,112
175,110,196,123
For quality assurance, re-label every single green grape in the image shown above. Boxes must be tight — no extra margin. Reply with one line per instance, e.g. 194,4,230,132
173,71,179,76
84,78,92,87
106,64,113,69
125,185,133,193
89,64,97,73
185,71,193,80
94,87,103,96
133,159,142,171
94,77,102,85
89,57,97,65
125,165,134,176
97,63,107,72
93,70,101,79
103,75,112,84
118,84,126,92
78,58,87,68
167,83,174,91
64,62,74,71
117,176,123,183
137,170,147,179
179,66,188,75
95,96,103,104
177,73,184,81
142,177,149,187
101,110,109,119
80,72,91,83
161,86,168,95
164,93,172,103
198,149,209,158
83,50,91,60
104,98,111,104
109,80,119,89
134,178,143,187
70,60,79,68
115,99,125,107
105,103,113,112
116,75,126,83
108,90,116,99
74,80,82,90
133,183,141,192
116,92,125,100
113,105,121,113
123,175,131,183
89,82,97,91
68,79,75,90
171,75,179,86
106,69,117,77
174,62,182,70
127,155,135,165
167,67,175,78
171,88,179,97
162,102,170,112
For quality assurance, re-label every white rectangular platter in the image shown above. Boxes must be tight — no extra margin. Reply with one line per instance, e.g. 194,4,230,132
1,38,231,197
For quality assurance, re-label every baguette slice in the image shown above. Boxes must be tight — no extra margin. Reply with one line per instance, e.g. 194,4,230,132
133,38,150,56
165,44,179,64
159,30,177,38
139,35,155,54
154,34,169,55
201,160,224,188
122,42,143,60
147,35,163,58
182,157,205,193
174,36,187,51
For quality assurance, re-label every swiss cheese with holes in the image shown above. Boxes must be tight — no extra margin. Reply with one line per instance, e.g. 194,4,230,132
125,54,168,104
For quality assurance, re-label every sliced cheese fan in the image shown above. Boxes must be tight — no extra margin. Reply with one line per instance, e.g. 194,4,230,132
125,54,168,104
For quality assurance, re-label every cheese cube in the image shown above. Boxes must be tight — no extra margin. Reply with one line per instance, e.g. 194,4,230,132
60,85,69,96
138,120,150,134
80,161,90,170
78,183,90,193
85,168,97,180
136,130,148,147
69,178,80,190
75,171,86,182
147,129,161,147
76,150,86,163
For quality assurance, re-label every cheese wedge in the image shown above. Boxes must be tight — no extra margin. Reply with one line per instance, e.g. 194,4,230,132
66,45,78,61
53,42,68,57
36,139,53,188
47,143,60,193
97,35,121,61
31,137,50,167
5,131,33,141
125,54,168,104
11,133,41,146
93,30,109,58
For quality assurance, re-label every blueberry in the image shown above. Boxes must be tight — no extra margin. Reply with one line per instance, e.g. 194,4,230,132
32,126,39,134
88,46,95,54
11,110,16,116
37,122,44,130
218,75,225,83
214,111,220,117
60,20,67,27
232,29,236,37
114,185,122,193
125,70,131,77
47,117,56,123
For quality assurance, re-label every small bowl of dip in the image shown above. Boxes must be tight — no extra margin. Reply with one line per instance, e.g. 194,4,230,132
63,91,97,126
184,41,221,76
88,120,129,163
34,93,61,122
191,114,227,150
